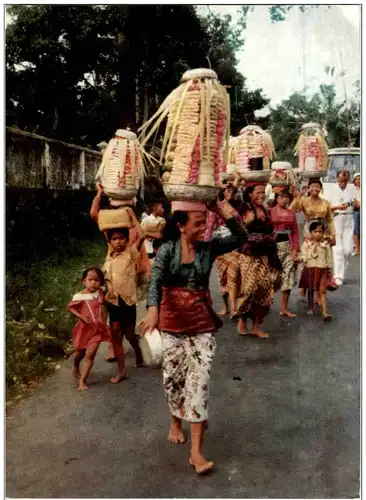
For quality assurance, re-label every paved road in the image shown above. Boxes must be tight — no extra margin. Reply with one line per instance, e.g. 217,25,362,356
6,258,360,498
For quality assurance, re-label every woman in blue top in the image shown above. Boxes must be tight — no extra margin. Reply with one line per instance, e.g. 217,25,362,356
140,199,247,475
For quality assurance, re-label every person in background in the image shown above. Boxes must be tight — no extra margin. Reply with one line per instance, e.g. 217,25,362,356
236,183,282,339
68,268,110,391
353,173,361,256
300,221,333,321
289,179,335,297
326,170,357,286
140,201,166,260
270,190,300,318
90,184,153,362
205,173,242,318
103,228,153,382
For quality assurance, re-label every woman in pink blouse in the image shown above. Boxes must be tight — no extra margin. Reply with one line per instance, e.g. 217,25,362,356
270,190,300,318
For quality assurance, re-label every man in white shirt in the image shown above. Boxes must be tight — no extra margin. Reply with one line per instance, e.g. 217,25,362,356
326,170,357,285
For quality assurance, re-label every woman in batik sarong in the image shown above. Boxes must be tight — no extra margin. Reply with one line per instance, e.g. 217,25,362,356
270,190,300,318
140,199,247,475
236,183,282,339
205,174,242,318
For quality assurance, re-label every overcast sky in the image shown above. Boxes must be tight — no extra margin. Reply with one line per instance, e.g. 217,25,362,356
210,4,360,107
6,5,360,109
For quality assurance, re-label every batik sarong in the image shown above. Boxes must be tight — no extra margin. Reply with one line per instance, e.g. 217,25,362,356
161,332,216,423
276,241,297,291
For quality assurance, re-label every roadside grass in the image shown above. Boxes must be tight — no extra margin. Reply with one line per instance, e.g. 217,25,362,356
6,238,106,399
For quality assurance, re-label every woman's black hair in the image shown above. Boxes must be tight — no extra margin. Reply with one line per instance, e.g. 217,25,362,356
106,227,130,242
308,178,323,189
273,189,292,206
309,221,324,233
162,211,189,241
82,267,105,285
242,184,256,205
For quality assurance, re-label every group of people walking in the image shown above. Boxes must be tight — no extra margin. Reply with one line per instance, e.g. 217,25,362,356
68,168,360,475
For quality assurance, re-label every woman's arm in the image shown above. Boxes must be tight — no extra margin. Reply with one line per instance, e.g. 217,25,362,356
325,202,336,239
146,244,169,308
288,196,303,213
90,183,103,223
289,212,300,254
140,244,170,334
204,211,217,241
209,202,248,259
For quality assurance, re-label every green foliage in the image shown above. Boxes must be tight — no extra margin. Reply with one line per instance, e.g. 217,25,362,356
6,5,269,148
6,239,107,392
268,83,360,161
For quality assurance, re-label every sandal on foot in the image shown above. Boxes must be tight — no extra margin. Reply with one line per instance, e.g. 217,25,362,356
189,458,214,475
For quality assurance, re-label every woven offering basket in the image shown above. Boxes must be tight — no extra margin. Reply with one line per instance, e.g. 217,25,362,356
97,207,133,231
163,184,220,203
301,170,328,179
139,67,230,195
96,129,143,202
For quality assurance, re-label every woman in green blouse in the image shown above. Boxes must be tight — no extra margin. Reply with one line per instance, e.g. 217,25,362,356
140,199,247,475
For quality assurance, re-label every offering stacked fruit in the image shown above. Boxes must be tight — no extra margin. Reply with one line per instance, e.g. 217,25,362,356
96,129,144,196
139,68,230,189
294,123,329,172
232,125,275,173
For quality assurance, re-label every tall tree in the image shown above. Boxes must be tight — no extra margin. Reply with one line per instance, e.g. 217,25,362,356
6,5,269,147
267,83,360,162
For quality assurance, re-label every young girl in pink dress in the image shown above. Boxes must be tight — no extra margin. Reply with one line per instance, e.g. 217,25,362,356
68,267,110,391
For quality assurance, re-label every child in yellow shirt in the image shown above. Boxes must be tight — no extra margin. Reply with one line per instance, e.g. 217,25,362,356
103,227,157,383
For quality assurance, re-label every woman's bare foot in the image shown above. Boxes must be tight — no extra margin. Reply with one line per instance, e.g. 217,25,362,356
237,317,249,336
217,308,229,317
251,327,269,339
167,419,186,444
280,311,296,318
110,372,128,384
189,453,214,475
72,367,81,379
78,380,88,391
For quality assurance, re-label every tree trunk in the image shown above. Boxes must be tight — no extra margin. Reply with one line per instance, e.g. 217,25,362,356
117,32,137,131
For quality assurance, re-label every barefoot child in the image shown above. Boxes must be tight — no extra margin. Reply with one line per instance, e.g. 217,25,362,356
90,183,151,362
68,267,110,391
103,227,159,383
300,221,333,321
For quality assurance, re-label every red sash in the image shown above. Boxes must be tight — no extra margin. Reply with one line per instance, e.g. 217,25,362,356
159,287,222,334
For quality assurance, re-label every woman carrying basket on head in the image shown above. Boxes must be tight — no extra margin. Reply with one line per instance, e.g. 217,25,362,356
140,199,247,475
